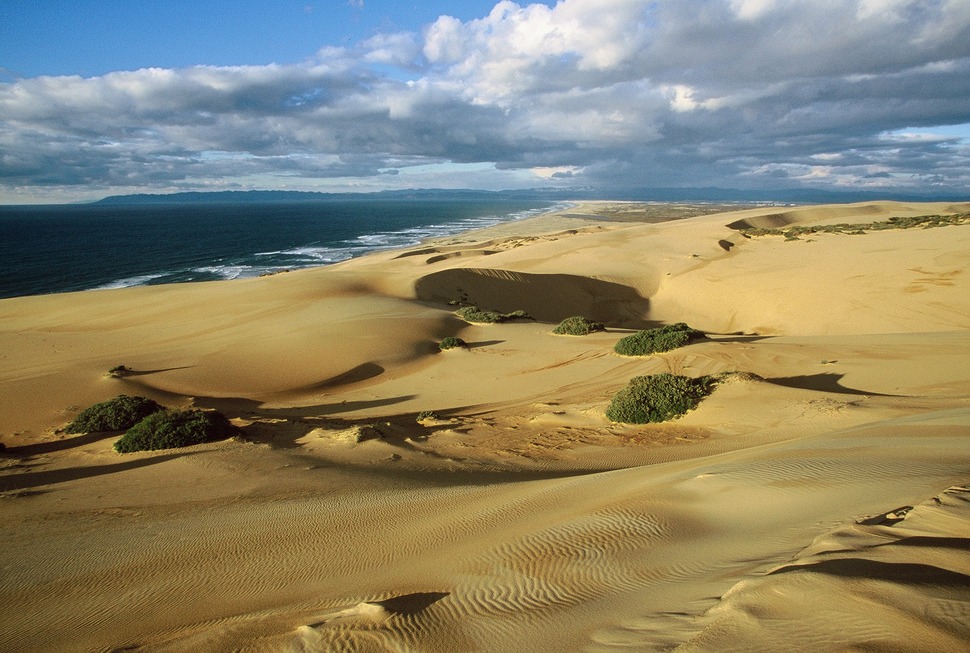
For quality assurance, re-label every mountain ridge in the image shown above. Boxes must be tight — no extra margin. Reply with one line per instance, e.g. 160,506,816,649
92,186,969,205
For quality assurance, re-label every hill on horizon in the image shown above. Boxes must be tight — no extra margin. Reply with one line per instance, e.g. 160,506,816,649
91,186,969,206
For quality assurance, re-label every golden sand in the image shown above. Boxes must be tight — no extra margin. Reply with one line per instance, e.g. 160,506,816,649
1,200,968,652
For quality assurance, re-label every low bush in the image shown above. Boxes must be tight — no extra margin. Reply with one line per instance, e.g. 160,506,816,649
606,373,718,423
553,316,605,336
738,212,970,241
416,410,440,422
455,306,504,323
455,306,532,324
613,323,705,356
65,395,163,434
439,336,467,350
107,365,133,378
114,409,233,453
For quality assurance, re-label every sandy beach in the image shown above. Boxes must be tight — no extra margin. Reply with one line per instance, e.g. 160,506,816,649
1,200,969,652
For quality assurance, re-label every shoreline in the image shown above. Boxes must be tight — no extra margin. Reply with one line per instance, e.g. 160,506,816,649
0,198,570,301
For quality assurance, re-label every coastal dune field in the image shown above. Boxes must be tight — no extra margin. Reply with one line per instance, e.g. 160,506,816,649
1,201,969,652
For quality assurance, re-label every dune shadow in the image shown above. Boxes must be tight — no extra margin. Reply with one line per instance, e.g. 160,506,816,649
709,334,775,344
769,558,970,586
393,247,439,259
726,212,796,231
373,592,450,615
186,395,420,451
0,488,51,498
116,366,194,377
856,506,912,525
0,451,198,492
426,250,498,264
415,268,651,328
766,373,898,397
298,363,386,391
4,431,121,457
194,394,417,419
892,536,970,551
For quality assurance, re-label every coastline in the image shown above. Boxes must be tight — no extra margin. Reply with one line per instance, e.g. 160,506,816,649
1,199,968,652
0,198,566,300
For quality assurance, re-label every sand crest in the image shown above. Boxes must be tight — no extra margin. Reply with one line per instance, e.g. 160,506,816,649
1,200,968,652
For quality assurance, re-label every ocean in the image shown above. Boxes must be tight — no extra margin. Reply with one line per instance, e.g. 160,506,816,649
0,199,560,299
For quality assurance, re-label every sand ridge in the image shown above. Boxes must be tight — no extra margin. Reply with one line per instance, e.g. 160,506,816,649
1,200,969,652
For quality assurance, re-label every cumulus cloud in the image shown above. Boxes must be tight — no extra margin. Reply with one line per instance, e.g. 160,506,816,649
2,0,969,201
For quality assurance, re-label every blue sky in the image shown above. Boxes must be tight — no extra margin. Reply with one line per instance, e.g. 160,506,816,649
1,1,538,78
1,0,969,203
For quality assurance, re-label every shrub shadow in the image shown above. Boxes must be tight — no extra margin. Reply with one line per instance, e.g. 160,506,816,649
765,373,899,397
464,340,505,349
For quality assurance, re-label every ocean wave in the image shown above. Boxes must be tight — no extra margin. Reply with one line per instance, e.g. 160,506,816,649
93,272,172,290
192,265,257,281
339,203,569,252
254,246,354,264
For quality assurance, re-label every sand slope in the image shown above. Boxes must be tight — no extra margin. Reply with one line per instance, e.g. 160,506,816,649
1,201,969,652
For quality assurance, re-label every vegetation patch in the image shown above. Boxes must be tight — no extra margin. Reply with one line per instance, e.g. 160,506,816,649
606,373,719,424
614,323,705,356
439,336,467,350
739,212,970,241
455,306,533,324
65,395,164,434
107,365,133,378
416,410,440,422
114,409,234,453
553,316,606,336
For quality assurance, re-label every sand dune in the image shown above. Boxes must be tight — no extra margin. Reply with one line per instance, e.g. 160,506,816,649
1,200,969,652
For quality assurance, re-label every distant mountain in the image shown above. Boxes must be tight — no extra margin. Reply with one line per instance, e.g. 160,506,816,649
92,189,557,205
93,186,968,205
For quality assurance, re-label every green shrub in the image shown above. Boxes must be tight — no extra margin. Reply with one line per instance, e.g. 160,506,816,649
606,373,717,423
439,336,467,350
455,307,533,324
613,323,705,356
416,410,440,422
455,306,504,323
114,409,233,453
65,395,164,434
553,316,605,335
738,212,970,241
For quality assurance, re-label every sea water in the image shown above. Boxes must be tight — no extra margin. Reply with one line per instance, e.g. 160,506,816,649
0,199,559,299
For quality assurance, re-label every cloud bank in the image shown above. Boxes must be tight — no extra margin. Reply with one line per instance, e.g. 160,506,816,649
2,0,970,201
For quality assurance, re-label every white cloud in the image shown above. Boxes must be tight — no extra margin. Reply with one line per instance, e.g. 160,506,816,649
424,0,649,103
530,165,582,179
2,0,970,201
729,0,776,21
